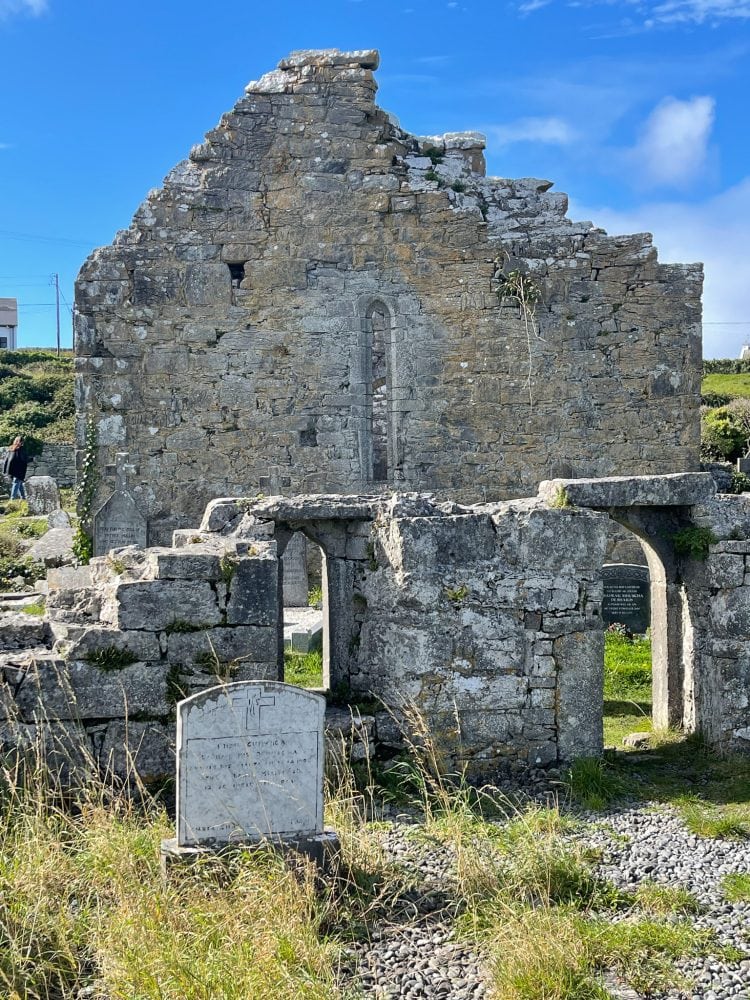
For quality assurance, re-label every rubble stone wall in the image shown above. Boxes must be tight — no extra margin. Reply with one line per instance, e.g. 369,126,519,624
27,443,75,488
75,48,702,545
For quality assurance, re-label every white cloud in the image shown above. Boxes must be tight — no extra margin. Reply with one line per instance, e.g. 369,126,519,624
628,95,715,188
0,0,47,17
570,177,750,358
515,0,750,24
649,0,750,23
519,0,554,13
484,116,576,146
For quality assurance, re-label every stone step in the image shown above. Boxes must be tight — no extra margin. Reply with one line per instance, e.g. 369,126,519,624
0,612,53,651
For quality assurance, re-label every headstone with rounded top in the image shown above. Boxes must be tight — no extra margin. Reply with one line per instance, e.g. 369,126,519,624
161,680,337,872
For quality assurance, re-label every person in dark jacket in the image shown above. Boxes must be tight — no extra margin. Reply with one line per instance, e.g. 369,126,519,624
3,437,29,500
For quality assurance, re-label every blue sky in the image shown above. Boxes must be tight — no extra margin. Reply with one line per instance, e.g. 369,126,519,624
1,0,748,357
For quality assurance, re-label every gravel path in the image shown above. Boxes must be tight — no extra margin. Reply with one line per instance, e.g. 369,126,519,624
340,802,750,999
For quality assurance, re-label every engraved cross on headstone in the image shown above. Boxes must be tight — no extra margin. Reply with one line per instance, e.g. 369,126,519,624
232,690,276,735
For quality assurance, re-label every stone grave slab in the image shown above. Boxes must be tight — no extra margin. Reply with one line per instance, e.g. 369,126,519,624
175,680,326,847
282,532,308,607
25,476,61,515
602,563,650,634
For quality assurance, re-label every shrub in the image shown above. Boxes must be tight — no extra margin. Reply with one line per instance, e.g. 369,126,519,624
700,406,745,461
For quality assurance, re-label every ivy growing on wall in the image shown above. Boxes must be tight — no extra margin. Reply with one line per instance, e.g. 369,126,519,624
72,415,98,565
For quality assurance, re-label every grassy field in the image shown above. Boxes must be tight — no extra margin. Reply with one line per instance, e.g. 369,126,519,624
702,372,750,400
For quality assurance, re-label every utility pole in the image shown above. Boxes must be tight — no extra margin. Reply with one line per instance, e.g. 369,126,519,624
54,273,60,357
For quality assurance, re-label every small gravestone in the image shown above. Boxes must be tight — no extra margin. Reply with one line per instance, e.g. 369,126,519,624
602,563,650,634
93,453,147,557
162,681,337,870
25,476,60,515
282,532,309,607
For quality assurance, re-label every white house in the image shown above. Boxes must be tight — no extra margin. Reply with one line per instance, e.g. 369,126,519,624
0,298,17,350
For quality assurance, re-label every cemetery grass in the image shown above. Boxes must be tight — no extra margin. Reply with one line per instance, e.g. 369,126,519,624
0,727,742,1000
601,632,750,838
284,647,324,687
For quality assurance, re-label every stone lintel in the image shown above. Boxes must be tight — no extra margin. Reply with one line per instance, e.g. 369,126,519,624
278,49,379,71
538,473,715,510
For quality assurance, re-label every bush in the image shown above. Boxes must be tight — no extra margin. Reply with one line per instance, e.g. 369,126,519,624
701,406,745,461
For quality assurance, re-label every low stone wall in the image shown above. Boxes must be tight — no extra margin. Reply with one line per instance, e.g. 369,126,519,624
0,536,279,782
2,479,750,787
28,443,75,488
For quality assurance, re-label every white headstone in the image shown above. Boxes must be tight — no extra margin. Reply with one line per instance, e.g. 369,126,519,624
92,453,147,556
176,681,325,847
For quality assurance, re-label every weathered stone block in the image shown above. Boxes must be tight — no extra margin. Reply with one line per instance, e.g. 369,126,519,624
101,580,221,630
14,657,170,721
58,625,162,664
225,558,278,626
147,548,223,581
167,626,277,666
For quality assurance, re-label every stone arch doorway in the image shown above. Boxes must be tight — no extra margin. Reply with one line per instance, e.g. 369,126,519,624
604,515,683,732
539,473,715,738
276,526,331,690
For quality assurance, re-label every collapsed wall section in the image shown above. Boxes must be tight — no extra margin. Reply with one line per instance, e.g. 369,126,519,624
75,48,702,544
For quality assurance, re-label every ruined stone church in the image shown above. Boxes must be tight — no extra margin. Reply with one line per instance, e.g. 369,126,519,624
75,48,702,543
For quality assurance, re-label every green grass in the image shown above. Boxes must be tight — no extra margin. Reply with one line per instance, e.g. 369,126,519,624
0,504,47,590
721,872,750,902
284,648,324,687
702,372,750,400
0,751,346,1000
604,632,651,702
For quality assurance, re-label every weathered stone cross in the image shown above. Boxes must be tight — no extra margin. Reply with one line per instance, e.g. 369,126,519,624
114,452,137,492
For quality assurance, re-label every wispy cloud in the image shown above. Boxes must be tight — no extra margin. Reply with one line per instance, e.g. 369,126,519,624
515,0,750,24
648,0,750,24
570,177,750,357
0,0,47,17
519,0,553,13
627,95,715,187
484,116,577,146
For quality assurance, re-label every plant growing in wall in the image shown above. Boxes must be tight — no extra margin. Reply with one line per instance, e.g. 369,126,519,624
671,526,718,561
496,261,543,406
72,415,98,565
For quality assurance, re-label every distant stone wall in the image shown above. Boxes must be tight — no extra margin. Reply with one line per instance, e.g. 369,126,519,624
75,48,702,546
28,443,75,488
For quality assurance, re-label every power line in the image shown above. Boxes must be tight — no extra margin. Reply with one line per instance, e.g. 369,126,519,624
0,229,96,248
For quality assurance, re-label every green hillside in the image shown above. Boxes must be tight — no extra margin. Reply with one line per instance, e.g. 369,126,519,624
0,350,74,455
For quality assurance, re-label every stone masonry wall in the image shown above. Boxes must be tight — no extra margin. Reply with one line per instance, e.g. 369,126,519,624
28,443,76,488
4,483,750,786
75,48,702,545
353,499,609,776
0,536,279,783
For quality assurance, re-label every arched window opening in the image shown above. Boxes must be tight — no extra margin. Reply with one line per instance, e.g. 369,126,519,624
369,303,390,482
